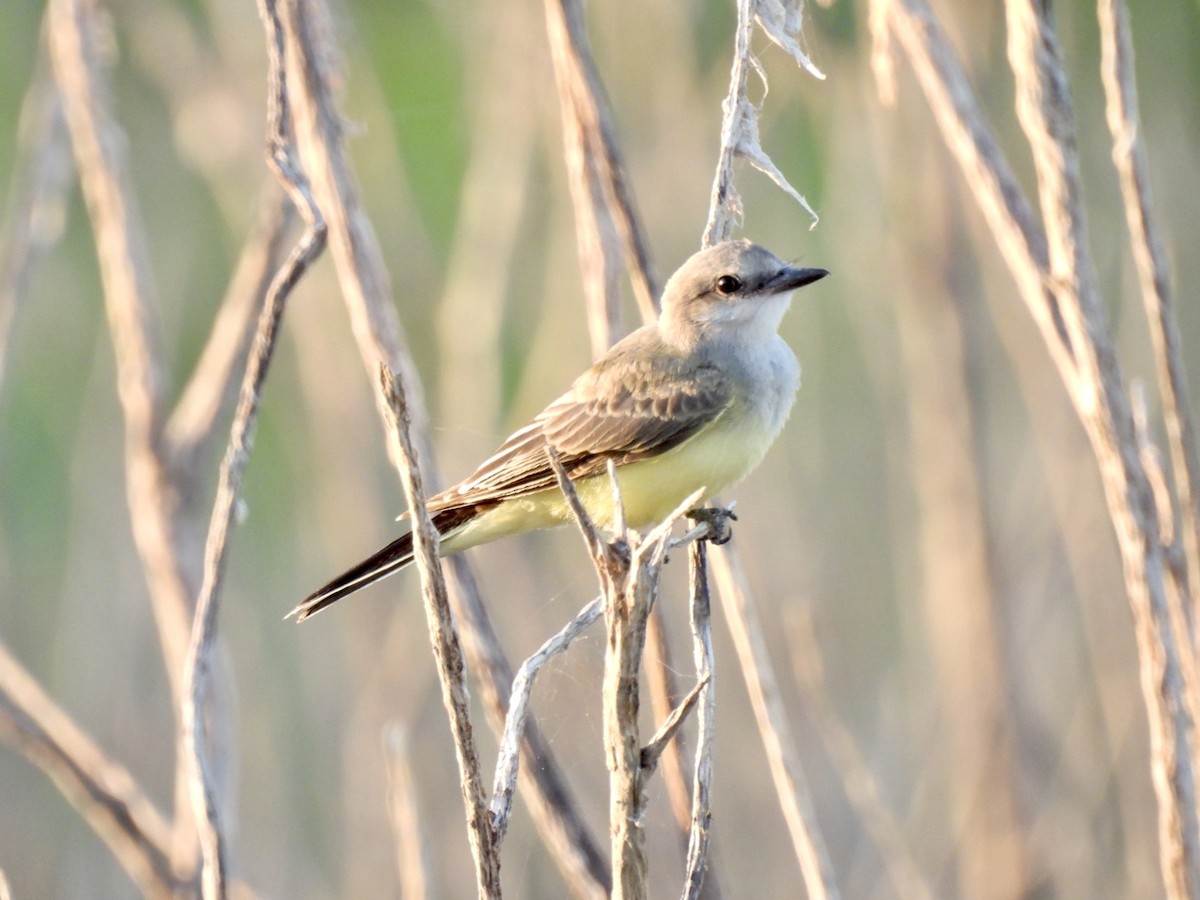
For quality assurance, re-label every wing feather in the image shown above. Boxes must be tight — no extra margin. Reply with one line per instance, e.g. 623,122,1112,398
430,328,733,511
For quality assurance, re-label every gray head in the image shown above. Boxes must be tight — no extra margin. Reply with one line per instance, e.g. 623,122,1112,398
660,240,827,341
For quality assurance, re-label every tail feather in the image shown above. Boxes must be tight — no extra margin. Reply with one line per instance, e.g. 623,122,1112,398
291,504,485,622
290,531,416,621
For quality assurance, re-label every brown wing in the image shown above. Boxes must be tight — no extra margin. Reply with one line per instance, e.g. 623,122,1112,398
293,332,731,620
429,329,733,511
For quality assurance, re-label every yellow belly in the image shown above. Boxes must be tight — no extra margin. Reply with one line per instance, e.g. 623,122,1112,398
442,416,776,553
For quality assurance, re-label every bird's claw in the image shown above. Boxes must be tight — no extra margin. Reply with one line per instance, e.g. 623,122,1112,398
687,505,738,545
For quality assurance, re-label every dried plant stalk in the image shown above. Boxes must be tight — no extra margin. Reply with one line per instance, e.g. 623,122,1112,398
491,596,603,841
165,189,292,474
604,562,653,899
46,0,206,875
47,0,193,705
0,39,70,390
279,1,608,888
543,0,659,346
786,613,933,900
874,0,1200,892
545,453,652,898
1005,3,1199,893
384,725,434,900
182,1,328,893
548,450,714,898
1098,0,1200,629
0,639,177,898
379,364,501,899
710,547,839,900
682,538,717,900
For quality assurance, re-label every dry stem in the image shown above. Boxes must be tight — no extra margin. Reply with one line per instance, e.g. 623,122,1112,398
682,537,717,900
786,614,933,900
543,0,659,348
704,0,820,247
384,724,435,900
165,189,293,476
694,5,832,889
548,452,714,899
642,676,709,776
47,0,203,874
491,596,604,841
1006,3,1199,893
545,451,650,898
0,638,178,898
710,547,839,900
182,0,328,893
0,35,71,390
1098,0,1200,632
47,0,193,703
278,1,607,887
874,0,1200,892
379,364,501,899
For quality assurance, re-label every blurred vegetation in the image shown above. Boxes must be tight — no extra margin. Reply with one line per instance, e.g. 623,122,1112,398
2,0,1200,897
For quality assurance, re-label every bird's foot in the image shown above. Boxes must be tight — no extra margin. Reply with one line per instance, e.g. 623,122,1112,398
686,505,738,545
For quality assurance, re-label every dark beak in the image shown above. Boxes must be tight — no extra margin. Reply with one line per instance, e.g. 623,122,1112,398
768,266,829,293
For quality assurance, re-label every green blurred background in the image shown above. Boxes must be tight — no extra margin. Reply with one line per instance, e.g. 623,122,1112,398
3,0,1200,896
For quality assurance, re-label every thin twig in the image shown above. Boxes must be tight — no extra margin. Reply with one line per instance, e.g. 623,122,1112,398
449,557,611,899
705,0,758,246
642,676,708,776
279,0,433,454
703,0,820,247
644,605,700,853
0,638,178,898
634,489,707,569
682,537,717,900
166,188,294,475
182,0,328,893
543,0,659,345
876,0,1200,892
379,364,501,899
785,614,934,900
602,550,652,899
1099,0,1200,632
548,446,615,562
47,0,163,446
1005,2,1200,893
1132,387,1200,730
47,0,190,668
0,32,71,390
384,724,434,900
695,9,832,884
491,596,604,840
548,453,688,899
710,546,839,900
47,0,202,871
869,0,1071,368
278,2,608,886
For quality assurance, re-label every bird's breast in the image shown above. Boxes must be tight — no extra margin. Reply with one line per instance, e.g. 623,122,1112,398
727,334,801,438
608,338,800,527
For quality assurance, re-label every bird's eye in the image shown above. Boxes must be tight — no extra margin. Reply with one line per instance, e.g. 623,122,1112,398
715,274,742,295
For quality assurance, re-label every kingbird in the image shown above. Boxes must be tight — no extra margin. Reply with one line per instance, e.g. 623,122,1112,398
292,240,826,621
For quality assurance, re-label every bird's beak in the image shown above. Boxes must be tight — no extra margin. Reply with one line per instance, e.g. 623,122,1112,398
767,266,829,293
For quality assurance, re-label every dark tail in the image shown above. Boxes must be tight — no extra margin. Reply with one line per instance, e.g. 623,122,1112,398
289,531,417,621
290,505,482,622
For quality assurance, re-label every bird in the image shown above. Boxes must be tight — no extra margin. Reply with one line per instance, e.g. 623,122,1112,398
291,240,827,621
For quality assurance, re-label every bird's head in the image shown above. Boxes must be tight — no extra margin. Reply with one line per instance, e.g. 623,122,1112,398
660,240,828,343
